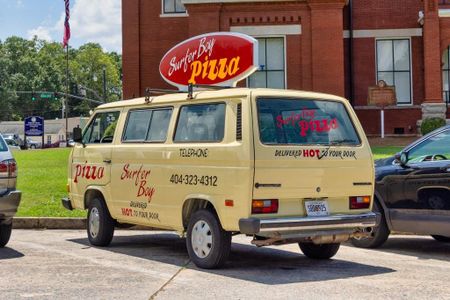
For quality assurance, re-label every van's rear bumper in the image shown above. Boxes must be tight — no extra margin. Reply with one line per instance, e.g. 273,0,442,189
239,212,379,235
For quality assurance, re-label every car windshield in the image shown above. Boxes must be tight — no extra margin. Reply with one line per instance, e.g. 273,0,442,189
408,129,450,163
0,136,8,152
257,98,360,146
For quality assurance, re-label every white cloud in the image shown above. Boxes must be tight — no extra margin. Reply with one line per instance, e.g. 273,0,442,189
27,26,52,42
28,0,122,53
70,0,122,52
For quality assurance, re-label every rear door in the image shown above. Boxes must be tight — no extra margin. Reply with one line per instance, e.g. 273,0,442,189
252,94,374,218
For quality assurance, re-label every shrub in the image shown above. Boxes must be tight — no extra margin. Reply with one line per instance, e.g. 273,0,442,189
420,117,446,135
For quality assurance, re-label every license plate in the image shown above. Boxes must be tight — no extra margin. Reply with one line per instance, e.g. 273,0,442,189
305,200,329,217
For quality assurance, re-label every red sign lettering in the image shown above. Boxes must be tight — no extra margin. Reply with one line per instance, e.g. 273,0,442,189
159,32,258,89
74,163,105,183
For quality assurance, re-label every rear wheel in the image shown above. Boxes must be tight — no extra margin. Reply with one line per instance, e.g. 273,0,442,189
299,242,340,259
350,201,390,248
0,222,12,247
87,198,115,246
431,235,450,243
186,209,231,269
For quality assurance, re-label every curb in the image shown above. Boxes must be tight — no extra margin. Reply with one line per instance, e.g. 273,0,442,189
12,217,158,231
13,217,87,229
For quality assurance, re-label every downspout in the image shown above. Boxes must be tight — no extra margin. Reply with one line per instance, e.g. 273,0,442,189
348,0,354,106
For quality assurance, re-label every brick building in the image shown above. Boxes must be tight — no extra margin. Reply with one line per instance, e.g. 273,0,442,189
122,0,450,136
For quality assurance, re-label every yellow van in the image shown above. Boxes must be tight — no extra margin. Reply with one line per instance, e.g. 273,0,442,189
63,87,378,269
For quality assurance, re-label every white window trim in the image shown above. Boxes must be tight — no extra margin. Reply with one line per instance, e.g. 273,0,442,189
160,0,187,17
375,37,414,106
245,35,287,89
343,28,422,39
159,12,189,18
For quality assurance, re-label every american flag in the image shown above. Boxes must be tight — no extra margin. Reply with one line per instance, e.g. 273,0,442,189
62,0,70,48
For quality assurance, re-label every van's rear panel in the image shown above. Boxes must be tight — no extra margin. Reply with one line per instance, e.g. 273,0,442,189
245,91,376,239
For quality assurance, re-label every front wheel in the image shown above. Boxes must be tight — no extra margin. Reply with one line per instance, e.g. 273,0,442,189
87,198,115,246
431,235,450,243
299,242,340,259
186,209,231,269
0,222,12,247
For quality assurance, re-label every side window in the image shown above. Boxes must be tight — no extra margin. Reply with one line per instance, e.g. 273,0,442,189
123,108,172,142
174,103,226,142
83,111,120,144
147,109,172,142
408,129,450,162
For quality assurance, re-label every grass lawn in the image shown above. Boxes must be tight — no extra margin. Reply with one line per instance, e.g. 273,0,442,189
13,146,403,217
14,148,86,218
372,146,403,160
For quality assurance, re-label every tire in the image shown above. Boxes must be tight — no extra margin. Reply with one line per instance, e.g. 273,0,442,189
0,222,12,247
299,242,340,259
30,145,36,149
350,201,390,248
431,235,450,243
186,209,231,269
87,197,115,246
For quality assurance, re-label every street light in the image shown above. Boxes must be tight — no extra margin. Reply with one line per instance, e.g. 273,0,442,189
93,67,107,102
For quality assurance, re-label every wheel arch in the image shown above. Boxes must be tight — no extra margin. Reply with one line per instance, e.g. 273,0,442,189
182,195,221,230
374,190,393,230
83,186,112,212
417,187,450,201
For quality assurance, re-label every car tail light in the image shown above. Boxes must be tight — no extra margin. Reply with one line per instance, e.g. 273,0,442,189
252,199,278,214
0,159,17,178
349,196,371,209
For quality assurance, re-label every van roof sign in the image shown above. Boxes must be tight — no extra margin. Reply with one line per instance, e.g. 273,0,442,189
159,32,259,90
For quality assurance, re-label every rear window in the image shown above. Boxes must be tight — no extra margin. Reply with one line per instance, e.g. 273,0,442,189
0,136,7,152
257,98,360,145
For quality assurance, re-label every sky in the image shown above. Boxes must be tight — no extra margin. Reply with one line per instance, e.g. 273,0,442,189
0,0,122,53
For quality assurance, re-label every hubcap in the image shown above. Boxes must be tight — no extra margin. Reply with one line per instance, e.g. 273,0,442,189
191,220,213,258
89,207,100,238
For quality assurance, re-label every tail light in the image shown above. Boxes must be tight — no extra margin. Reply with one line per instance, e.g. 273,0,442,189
0,159,17,178
349,196,371,209
252,199,278,214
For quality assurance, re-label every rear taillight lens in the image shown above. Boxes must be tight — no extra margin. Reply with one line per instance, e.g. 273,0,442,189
350,196,371,209
252,199,278,214
0,159,17,178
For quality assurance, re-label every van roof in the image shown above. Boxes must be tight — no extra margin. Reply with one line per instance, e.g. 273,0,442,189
97,88,348,110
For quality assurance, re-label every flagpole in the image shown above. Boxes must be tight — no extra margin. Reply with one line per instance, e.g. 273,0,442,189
65,43,69,145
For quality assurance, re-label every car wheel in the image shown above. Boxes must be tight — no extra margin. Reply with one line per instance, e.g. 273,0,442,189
0,222,13,247
186,209,231,269
299,242,340,259
87,197,115,246
350,201,390,248
30,145,36,149
431,235,450,243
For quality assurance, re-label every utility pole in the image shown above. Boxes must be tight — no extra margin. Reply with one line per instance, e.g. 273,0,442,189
102,67,107,102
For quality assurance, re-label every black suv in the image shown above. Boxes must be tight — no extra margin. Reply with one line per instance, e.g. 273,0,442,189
0,134,21,247
352,125,450,248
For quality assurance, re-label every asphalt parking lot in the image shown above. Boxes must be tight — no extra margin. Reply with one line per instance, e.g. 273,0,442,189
1,230,449,300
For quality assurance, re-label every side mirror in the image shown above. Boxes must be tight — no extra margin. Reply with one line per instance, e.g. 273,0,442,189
399,152,409,167
73,127,83,144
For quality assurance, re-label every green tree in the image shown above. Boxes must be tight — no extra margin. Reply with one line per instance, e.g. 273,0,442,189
0,37,122,121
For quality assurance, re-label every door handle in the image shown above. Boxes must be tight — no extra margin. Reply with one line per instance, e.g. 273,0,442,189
103,159,112,164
